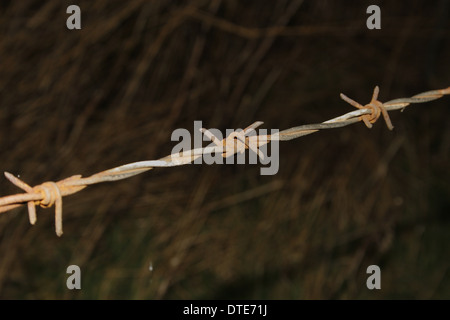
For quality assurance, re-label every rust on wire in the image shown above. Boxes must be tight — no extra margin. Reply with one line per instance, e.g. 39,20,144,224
0,86,449,236
340,86,394,130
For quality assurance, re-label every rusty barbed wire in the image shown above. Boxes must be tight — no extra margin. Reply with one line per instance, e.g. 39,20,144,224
0,86,449,236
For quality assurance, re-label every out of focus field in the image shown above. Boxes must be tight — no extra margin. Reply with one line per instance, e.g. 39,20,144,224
0,1,448,299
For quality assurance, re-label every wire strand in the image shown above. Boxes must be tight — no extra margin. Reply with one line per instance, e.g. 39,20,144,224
0,85,449,236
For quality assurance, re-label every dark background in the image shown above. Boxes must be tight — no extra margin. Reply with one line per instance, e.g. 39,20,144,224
0,0,448,299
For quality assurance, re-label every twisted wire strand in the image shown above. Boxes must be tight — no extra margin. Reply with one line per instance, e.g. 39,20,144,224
0,86,448,236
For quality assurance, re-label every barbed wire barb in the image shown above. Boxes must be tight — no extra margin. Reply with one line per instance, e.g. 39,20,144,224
0,86,448,236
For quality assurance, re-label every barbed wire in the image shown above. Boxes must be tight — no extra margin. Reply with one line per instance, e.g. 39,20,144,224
0,86,449,236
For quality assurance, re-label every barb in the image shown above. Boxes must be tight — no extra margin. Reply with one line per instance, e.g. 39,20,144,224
340,86,393,130
0,86,448,236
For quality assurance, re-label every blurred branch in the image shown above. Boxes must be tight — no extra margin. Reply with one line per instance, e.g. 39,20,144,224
186,7,357,38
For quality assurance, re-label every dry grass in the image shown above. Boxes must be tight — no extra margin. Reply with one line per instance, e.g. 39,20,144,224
0,0,449,299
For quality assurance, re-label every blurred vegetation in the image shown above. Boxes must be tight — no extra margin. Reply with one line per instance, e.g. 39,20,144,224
0,0,448,299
